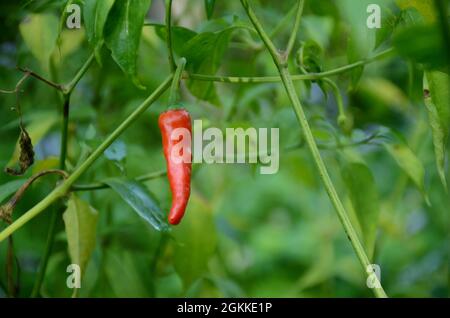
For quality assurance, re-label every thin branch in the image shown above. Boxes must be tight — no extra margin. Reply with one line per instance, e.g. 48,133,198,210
284,0,305,60
0,74,31,94
285,132,381,152
187,48,394,83
63,53,95,95
0,170,68,224
240,0,281,65
16,67,64,92
269,5,297,39
322,78,347,125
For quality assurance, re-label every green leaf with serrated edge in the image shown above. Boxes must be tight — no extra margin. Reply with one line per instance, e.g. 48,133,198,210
19,13,59,72
84,0,116,64
424,71,449,190
63,195,98,280
342,162,381,260
104,0,152,89
103,178,169,232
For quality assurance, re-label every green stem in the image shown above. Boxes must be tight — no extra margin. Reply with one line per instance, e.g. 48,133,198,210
16,67,64,92
30,206,60,297
187,48,394,83
165,0,176,72
284,0,305,60
63,53,95,95
30,95,71,297
269,5,297,39
30,54,95,297
0,76,173,243
322,78,346,124
240,0,387,298
168,57,187,105
59,95,71,170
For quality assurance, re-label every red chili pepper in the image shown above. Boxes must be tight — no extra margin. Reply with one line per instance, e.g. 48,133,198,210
158,109,192,225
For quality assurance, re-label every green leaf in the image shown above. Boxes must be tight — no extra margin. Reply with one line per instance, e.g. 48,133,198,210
204,0,216,19
297,40,323,74
153,24,197,55
84,0,116,63
19,13,59,72
104,248,152,297
31,157,59,174
56,0,84,44
395,0,436,23
375,6,399,49
340,0,377,89
347,36,365,90
63,195,98,280
103,178,169,232
0,179,26,204
393,25,447,69
53,29,85,65
302,16,334,49
342,162,381,260
424,71,450,190
181,26,237,104
295,243,334,291
173,193,217,288
385,139,429,204
104,0,152,88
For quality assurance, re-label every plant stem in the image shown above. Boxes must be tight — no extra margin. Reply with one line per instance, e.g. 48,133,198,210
168,57,186,105
0,76,173,243
30,205,59,297
30,53,97,296
284,0,305,60
269,5,297,39
240,0,387,298
187,48,394,83
63,53,95,95
322,78,346,123
59,96,70,169
165,0,176,72
31,95,71,297
16,67,64,92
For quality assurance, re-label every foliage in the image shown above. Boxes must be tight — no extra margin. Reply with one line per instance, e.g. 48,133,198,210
0,0,448,298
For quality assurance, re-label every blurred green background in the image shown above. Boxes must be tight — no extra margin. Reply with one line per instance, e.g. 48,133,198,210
0,0,448,298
